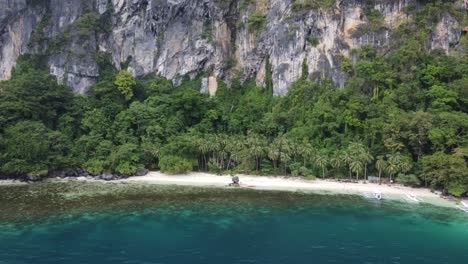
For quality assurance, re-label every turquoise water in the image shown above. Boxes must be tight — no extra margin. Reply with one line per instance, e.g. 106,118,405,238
0,182,467,263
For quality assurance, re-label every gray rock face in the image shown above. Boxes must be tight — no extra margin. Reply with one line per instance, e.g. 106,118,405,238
0,0,42,80
0,0,465,95
200,77,209,94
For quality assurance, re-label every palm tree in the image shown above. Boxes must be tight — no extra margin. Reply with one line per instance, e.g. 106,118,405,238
214,134,229,168
341,150,353,179
141,141,161,169
288,140,300,163
298,141,314,167
206,134,218,167
247,133,266,174
330,154,343,179
268,142,281,174
228,135,247,170
349,141,365,155
279,136,293,175
198,137,211,170
280,151,291,175
330,157,342,169
350,160,364,180
224,136,235,170
399,157,413,174
314,153,328,178
385,163,398,183
360,149,374,180
375,156,386,184
386,153,402,183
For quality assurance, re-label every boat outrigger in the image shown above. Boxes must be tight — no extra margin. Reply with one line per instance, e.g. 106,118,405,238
362,190,383,201
405,193,420,203
458,201,468,212
374,190,382,201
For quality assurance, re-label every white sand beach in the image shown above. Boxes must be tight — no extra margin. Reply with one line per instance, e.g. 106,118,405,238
1,171,466,209
119,172,463,208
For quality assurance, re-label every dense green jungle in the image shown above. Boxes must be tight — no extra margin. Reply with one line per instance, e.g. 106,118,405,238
0,0,467,196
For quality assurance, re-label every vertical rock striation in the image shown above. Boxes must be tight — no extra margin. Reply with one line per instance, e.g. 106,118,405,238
0,0,465,95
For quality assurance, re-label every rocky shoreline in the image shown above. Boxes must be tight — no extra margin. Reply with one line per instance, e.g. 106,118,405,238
0,169,150,183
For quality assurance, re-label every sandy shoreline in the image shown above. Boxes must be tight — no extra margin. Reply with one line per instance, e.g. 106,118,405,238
1,171,466,209
120,172,463,207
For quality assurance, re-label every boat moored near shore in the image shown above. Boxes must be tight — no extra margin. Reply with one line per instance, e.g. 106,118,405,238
405,193,420,203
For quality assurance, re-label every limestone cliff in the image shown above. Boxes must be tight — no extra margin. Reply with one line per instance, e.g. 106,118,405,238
0,0,465,95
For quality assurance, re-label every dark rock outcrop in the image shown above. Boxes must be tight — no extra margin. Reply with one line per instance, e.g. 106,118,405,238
100,173,115,181
136,169,149,176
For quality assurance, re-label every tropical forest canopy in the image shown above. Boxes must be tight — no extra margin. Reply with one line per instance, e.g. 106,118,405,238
0,1,467,196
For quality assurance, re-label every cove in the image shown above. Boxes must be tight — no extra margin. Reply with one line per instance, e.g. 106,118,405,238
0,182,467,264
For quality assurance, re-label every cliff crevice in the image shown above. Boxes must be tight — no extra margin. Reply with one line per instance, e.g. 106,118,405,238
0,0,465,95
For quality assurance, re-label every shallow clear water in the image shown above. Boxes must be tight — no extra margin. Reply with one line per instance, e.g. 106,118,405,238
0,182,467,264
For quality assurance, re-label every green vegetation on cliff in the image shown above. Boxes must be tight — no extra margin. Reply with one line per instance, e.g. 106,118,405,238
0,0,467,196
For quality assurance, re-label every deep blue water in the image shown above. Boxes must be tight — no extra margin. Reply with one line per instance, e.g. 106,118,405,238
0,182,467,264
